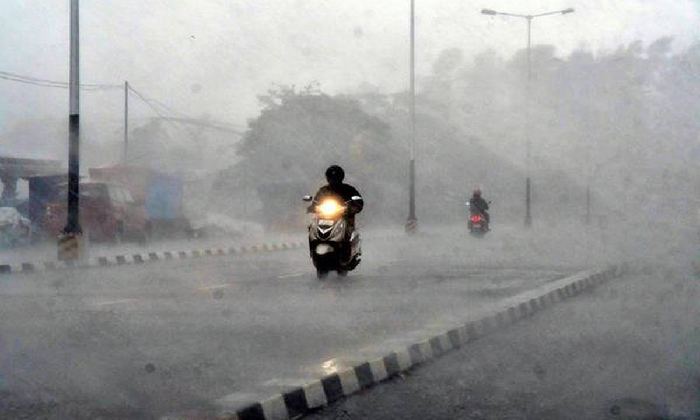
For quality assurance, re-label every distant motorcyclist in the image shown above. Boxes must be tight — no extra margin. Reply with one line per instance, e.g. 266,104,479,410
469,188,490,226
310,165,363,228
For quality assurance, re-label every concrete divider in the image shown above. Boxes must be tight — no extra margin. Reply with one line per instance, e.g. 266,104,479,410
206,265,622,420
0,233,409,277
0,241,306,277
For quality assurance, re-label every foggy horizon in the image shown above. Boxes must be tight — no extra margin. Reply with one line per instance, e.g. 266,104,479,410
0,2,697,419
1,1,699,132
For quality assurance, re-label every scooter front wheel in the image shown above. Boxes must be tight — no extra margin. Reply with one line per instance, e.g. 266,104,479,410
316,269,329,279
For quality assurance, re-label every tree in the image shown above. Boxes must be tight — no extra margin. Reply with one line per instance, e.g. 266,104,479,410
217,85,406,224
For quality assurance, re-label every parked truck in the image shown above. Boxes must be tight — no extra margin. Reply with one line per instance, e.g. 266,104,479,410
89,165,194,238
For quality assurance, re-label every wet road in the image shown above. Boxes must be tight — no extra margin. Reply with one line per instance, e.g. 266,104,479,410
307,266,700,419
0,224,624,419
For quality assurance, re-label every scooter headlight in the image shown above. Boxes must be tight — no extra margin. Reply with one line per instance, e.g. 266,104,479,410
317,199,344,217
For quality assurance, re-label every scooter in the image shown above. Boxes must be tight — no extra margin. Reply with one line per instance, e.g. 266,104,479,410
303,195,362,278
466,201,490,237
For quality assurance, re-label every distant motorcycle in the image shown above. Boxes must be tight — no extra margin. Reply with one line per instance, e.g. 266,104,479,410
303,195,362,278
466,201,490,237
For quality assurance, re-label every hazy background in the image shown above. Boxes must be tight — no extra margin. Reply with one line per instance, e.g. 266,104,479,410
1,0,698,227
2,0,699,145
0,3,699,418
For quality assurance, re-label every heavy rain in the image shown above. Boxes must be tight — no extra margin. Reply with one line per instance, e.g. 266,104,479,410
0,1,698,419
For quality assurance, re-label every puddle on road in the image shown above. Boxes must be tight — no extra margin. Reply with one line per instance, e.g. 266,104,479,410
602,397,670,419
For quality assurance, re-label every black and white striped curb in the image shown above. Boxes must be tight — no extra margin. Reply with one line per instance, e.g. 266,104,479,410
200,265,623,420
0,233,409,277
0,241,306,276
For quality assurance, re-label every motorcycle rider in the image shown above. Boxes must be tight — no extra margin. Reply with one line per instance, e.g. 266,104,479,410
469,188,490,227
310,165,364,229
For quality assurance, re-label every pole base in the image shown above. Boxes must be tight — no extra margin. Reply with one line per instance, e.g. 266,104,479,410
405,218,418,234
57,232,85,261
524,176,532,228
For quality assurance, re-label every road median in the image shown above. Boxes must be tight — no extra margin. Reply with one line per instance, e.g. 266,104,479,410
0,240,306,276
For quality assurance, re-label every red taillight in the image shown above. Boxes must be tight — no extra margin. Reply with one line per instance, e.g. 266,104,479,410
471,215,482,222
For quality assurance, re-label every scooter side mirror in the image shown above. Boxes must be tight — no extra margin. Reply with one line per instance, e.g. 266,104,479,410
303,195,313,202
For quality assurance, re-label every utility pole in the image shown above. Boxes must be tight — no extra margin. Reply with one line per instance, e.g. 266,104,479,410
60,0,82,260
66,0,81,235
406,0,418,234
123,80,129,162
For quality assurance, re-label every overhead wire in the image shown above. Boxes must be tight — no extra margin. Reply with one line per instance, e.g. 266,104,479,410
0,70,121,90
2,69,239,135
125,84,170,119
128,85,243,136
126,84,203,140
0,69,201,140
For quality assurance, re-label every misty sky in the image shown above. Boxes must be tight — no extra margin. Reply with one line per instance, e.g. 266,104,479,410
1,0,699,139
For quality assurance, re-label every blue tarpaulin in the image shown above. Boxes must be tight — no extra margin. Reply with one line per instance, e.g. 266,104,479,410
145,173,184,220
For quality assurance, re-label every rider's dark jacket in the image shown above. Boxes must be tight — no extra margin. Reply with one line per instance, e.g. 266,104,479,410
469,196,489,216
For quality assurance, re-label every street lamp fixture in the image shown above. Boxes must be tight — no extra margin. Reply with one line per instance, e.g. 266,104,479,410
481,8,575,18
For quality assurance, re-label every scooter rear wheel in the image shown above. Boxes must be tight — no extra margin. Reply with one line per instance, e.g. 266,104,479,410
337,270,348,277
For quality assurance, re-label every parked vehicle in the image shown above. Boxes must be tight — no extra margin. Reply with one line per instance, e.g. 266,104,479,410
0,207,32,248
28,174,69,232
303,195,362,278
89,166,193,237
44,181,150,243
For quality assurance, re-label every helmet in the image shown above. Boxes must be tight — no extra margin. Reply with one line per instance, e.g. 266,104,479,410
325,165,345,185
473,188,482,197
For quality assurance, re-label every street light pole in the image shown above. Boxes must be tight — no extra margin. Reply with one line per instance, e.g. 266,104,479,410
525,16,532,227
406,0,418,233
123,80,129,162
59,0,82,260
481,7,574,228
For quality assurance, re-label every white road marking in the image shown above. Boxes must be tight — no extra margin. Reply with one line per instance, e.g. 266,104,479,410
278,273,304,279
92,298,139,306
198,284,230,290
216,392,261,408
262,377,311,387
